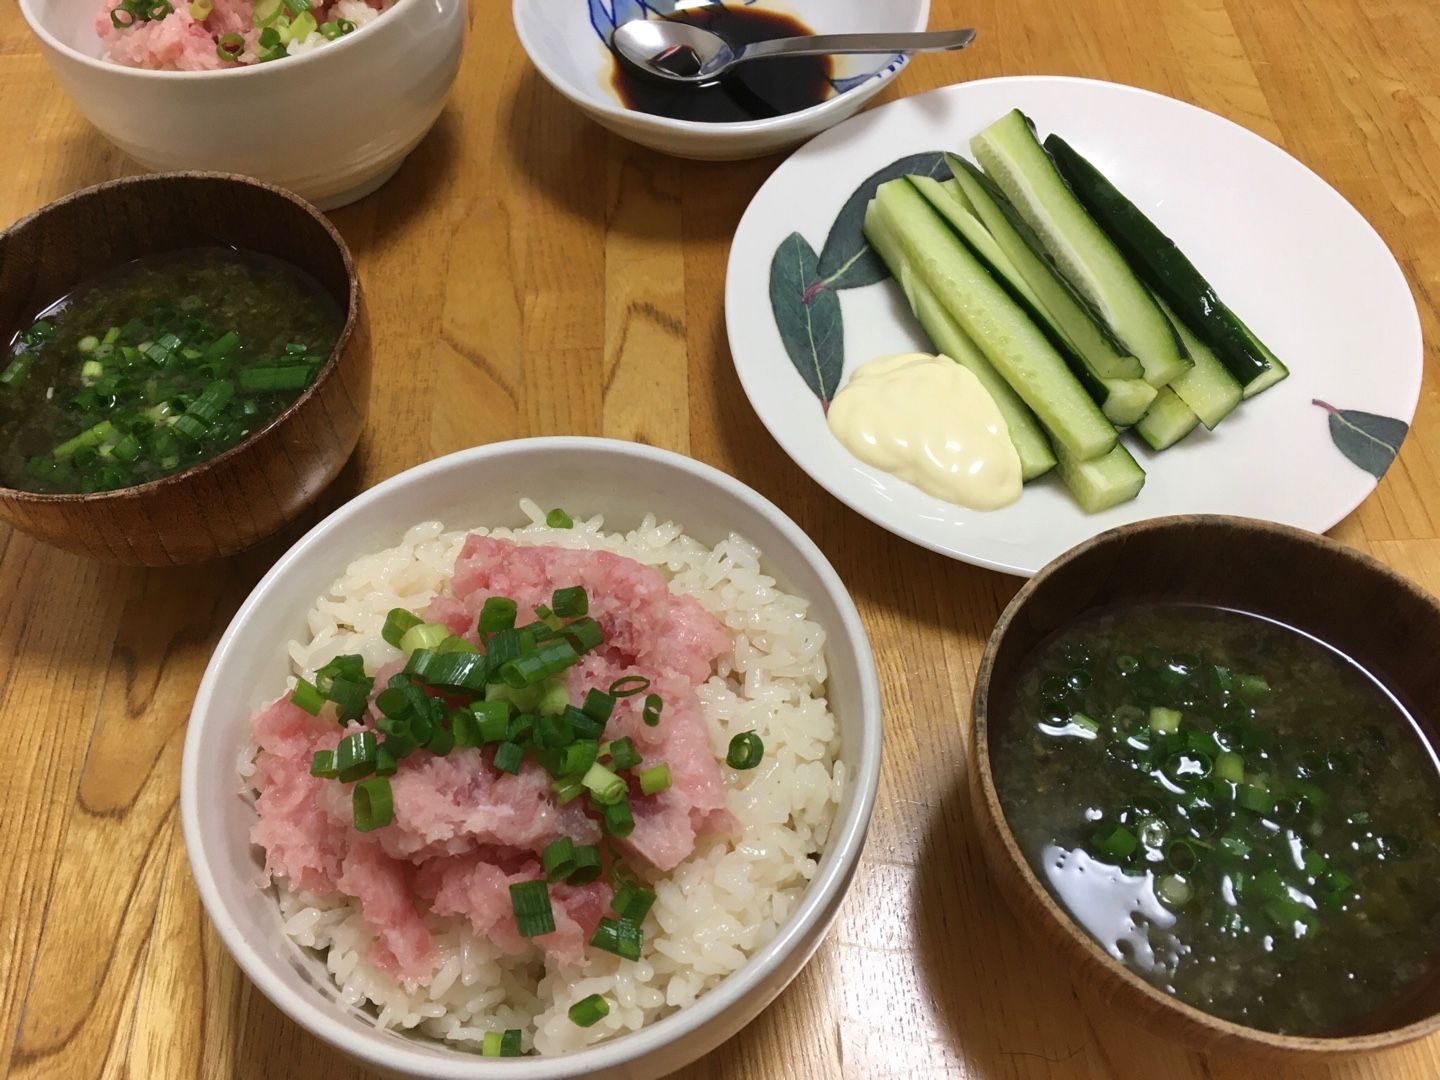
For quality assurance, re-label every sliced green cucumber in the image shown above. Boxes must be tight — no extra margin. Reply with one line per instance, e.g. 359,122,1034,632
868,180,1117,461
1152,294,1241,429
1045,132,1290,396
945,153,1143,382
1054,440,1146,513
971,111,1190,388
1134,388,1201,451
865,201,1057,481
908,175,1156,428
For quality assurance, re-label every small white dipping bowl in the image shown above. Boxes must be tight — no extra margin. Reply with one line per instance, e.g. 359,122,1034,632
513,0,931,160
19,0,463,209
181,437,882,1080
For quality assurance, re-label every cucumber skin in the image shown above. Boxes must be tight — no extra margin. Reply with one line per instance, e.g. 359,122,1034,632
1046,133,1287,391
972,111,1190,389
906,176,1155,428
1151,293,1242,429
870,181,1117,462
945,153,1143,380
864,200,1057,481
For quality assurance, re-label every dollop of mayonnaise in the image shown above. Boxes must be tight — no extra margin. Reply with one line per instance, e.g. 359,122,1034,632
827,353,1022,510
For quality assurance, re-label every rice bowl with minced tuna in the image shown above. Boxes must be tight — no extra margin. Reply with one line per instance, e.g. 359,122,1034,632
240,502,843,1056
97,0,389,70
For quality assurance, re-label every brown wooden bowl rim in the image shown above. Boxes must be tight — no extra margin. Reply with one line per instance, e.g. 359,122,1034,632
0,170,360,505
972,513,1440,1054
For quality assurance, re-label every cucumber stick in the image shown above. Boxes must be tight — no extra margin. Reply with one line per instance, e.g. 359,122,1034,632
1045,133,1289,399
908,175,1157,428
1153,293,1242,429
971,110,1191,389
863,200,1057,481
1054,441,1147,513
945,153,1143,382
869,179,1117,462
1135,388,1201,451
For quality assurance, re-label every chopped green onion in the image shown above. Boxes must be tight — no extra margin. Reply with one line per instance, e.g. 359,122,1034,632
551,776,585,805
607,736,642,771
638,763,671,796
1149,707,1182,735
560,617,604,652
188,0,211,17
398,621,451,655
546,508,574,529
602,798,635,837
726,732,764,770
609,675,651,698
1091,823,1138,861
318,17,344,38
493,741,525,773
535,639,580,675
552,586,588,618
290,677,325,715
535,712,574,750
237,365,314,392
568,993,608,1027
1237,673,1272,699
642,693,663,727
565,705,605,741
251,0,281,22
111,4,137,27
481,1028,523,1057
309,749,338,778
405,649,488,693
479,596,518,633
353,776,393,831
427,722,455,757
472,701,511,744
374,745,397,777
499,654,550,689
509,880,555,937
53,420,115,458
1238,781,1272,815
537,680,570,717
610,882,656,924
0,356,31,385
1166,838,1205,873
566,843,601,884
1155,873,1193,908
583,761,626,805
381,608,423,648
589,917,643,960
582,688,615,724
1215,750,1245,784
336,15,354,31
336,731,378,782
542,837,576,882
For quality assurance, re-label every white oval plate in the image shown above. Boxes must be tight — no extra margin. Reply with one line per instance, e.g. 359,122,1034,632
725,76,1422,577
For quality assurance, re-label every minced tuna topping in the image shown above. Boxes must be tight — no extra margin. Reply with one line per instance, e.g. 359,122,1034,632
249,536,740,987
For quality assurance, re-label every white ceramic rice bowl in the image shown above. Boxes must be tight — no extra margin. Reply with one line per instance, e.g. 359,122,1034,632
512,0,931,160
180,437,882,1079
19,0,463,209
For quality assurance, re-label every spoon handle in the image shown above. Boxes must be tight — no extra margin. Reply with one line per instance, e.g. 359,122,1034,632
735,28,977,65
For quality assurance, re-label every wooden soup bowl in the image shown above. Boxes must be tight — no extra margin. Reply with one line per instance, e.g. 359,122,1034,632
0,173,369,565
971,515,1440,1058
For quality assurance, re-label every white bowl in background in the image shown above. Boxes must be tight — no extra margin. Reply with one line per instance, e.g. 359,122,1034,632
19,0,463,209
181,437,882,1079
512,0,931,160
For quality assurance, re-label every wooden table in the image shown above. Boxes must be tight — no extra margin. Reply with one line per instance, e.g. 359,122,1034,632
2,1,1437,1077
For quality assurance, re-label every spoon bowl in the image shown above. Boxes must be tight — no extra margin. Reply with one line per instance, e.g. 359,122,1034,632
611,20,976,85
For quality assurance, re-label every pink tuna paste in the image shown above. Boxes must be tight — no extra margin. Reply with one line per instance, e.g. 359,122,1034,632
96,0,387,71
249,536,737,987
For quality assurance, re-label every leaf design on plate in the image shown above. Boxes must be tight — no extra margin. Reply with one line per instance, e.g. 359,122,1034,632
1313,400,1409,479
770,231,845,409
813,150,950,292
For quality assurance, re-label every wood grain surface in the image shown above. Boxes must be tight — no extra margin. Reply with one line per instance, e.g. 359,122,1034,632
1,1,1437,1077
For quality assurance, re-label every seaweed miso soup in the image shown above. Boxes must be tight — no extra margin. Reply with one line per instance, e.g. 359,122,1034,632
0,247,342,494
991,603,1440,1036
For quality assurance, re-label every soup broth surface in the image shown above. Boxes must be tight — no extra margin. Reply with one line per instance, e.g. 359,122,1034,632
992,603,1440,1036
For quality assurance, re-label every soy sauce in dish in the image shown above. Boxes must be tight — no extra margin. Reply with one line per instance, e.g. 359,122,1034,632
991,603,1440,1036
610,4,833,123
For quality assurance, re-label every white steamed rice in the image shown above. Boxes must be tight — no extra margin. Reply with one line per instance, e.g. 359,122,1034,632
247,499,844,1055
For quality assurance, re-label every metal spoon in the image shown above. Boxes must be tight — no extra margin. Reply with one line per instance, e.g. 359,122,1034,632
611,21,978,85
